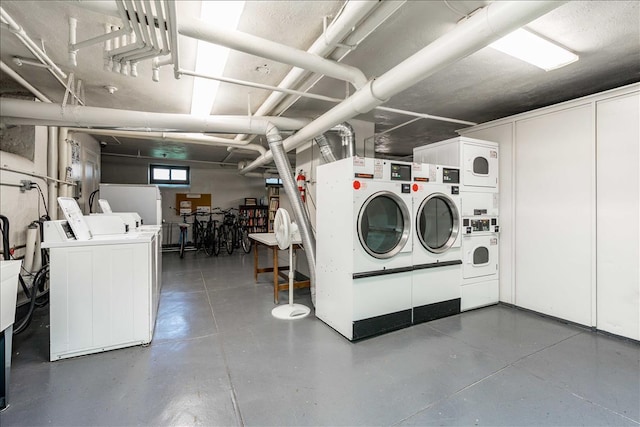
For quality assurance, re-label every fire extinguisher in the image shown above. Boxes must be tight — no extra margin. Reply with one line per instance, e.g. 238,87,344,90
296,169,306,202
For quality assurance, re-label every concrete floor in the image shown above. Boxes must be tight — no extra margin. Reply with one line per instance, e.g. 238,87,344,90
1,249,639,426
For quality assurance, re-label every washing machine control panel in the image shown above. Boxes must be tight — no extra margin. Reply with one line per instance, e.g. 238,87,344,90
463,217,499,234
443,168,460,184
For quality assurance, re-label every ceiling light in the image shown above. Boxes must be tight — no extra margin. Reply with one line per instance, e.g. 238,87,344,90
190,1,245,116
489,28,578,71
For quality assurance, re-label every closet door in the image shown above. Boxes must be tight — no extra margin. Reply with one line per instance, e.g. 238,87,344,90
596,92,640,340
514,105,593,326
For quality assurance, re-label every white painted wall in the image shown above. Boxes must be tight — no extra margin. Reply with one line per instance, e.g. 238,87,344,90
460,83,639,338
0,126,48,256
0,128,100,260
595,92,640,340
101,155,269,234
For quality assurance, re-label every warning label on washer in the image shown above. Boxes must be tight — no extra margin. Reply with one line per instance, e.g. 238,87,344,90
353,156,365,167
374,159,383,179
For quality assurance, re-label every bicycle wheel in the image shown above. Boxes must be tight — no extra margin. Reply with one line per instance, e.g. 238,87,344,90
212,227,220,256
218,226,226,255
203,227,214,256
179,228,186,258
225,228,234,254
241,229,252,253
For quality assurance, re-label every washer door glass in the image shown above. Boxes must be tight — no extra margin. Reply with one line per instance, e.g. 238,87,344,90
417,194,459,254
358,192,410,259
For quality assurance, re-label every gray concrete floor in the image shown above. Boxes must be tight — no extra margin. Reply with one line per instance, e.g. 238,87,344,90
1,249,639,426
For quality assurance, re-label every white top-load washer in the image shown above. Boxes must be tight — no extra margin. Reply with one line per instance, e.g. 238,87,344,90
43,198,161,360
317,157,414,340
411,163,463,323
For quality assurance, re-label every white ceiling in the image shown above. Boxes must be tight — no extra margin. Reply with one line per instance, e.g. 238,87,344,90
1,1,639,165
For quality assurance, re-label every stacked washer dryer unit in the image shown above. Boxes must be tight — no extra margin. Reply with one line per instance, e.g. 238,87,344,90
414,137,500,311
411,163,462,323
316,157,414,341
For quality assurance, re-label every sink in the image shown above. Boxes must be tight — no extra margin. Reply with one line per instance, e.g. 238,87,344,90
1,260,21,332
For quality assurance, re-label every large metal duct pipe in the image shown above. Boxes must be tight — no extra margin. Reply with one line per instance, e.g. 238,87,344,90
332,122,355,158
0,98,311,135
313,134,337,164
266,124,317,306
240,1,564,174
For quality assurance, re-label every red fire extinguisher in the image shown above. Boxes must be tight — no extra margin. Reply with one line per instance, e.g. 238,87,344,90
296,169,306,202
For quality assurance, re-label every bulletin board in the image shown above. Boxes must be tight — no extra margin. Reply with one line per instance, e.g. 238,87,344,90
175,193,212,215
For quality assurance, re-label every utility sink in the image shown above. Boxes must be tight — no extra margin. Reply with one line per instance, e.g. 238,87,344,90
1,260,21,332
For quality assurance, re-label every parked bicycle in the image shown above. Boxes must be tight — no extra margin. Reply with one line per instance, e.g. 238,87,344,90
213,208,236,255
178,210,217,258
232,210,252,254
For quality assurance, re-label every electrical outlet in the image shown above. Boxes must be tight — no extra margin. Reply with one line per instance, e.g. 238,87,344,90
20,180,34,192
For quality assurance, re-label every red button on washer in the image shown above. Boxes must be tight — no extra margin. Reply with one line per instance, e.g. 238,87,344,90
353,180,361,190
412,183,419,192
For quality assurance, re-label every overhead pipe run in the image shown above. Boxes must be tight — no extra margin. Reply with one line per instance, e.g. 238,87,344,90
68,128,267,156
0,98,311,135
266,124,317,306
240,1,564,174
177,16,368,90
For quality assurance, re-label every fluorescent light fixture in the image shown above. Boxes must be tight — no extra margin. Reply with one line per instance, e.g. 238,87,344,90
489,28,578,71
190,1,245,116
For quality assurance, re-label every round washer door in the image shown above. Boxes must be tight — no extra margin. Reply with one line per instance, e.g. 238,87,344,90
417,193,460,254
358,191,411,259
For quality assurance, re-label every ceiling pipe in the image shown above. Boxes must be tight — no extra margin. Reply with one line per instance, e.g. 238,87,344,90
67,128,267,155
177,16,368,90
270,0,407,118
0,60,51,103
240,1,564,174
234,1,380,142
0,98,311,135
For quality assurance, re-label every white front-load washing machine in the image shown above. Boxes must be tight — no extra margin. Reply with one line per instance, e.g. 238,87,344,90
317,157,414,340
411,164,463,324
461,216,500,311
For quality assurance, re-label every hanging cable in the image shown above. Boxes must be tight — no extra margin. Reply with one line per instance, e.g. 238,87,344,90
33,182,49,217
88,189,100,213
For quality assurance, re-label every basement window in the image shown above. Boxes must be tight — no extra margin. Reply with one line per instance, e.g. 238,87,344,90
149,164,190,186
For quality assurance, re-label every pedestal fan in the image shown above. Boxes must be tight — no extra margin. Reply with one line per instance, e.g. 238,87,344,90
271,208,310,320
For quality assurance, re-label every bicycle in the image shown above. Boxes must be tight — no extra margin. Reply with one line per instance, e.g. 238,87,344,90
178,210,217,258
214,208,235,255
232,211,252,254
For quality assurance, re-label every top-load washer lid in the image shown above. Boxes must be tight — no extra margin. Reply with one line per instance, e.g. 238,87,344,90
357,191,411,259
417,193,460,254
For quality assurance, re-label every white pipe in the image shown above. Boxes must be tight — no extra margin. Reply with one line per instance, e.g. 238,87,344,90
270,0,406,118
178,16,368,90
24,224,38,274
69,17,78,66
48,126,59,220
248,1,379,122
0,7,67,79
0,61,51,103
58,128,69,198
0,98,311,134
0,165,69,186
165,0,180,79
241,1,564,174
33,227,42,272
68,128,267,155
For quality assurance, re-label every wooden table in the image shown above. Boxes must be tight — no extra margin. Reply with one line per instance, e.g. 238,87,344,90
249,233,310,304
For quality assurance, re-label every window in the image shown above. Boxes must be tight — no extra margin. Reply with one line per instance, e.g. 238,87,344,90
149,164,190,185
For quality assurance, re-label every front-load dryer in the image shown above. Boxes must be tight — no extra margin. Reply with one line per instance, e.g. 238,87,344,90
317,157,414,341
411,164,463,324
461,216,500,311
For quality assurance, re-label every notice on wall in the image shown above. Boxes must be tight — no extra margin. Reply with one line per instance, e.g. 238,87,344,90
175,193,211,215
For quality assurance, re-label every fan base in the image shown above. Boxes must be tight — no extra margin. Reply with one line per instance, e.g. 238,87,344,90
271,303,310,320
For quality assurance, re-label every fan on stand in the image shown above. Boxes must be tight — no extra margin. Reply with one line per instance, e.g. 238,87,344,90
271,208,310,320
